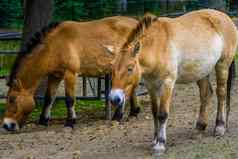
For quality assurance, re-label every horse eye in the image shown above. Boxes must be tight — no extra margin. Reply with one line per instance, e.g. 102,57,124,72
9,96,16,104
128,67,134,75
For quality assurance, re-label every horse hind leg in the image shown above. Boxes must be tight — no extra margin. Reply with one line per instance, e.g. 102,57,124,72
64,71,77,128
196,75,213,131
214,61,230,136
39,75,62,126
148,89,160,146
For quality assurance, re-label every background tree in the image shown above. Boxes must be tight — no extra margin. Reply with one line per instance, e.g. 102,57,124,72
21,0,53,50
230,0,238,10
117,0,127,13
198,0,227,11
21,0,54,99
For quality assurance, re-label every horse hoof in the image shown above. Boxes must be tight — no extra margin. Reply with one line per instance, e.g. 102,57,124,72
153,143,166,154
196,121,207,131
38,116,50,126
129,106,141,117
152,139,157,146
214,125,226,136
64,119,76,128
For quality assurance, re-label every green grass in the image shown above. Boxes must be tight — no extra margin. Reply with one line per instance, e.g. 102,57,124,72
0,40,19,76
0,67,11,77
0,99,105,121
0,40,20,50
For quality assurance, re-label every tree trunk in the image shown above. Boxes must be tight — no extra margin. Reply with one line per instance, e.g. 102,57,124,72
21,0,53,101
21,0,53,50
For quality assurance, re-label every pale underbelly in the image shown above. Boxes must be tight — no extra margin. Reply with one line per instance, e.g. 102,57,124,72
174,33,223,83
176,56,219,83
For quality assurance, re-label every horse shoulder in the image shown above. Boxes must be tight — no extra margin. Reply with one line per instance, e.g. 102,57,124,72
139,19,173,76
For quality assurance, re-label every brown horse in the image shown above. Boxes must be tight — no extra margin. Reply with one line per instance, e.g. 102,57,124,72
108,9,238,153
2,16,140,131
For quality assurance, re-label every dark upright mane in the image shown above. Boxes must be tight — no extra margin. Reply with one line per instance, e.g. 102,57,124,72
7,22,61,87
123,13,157,48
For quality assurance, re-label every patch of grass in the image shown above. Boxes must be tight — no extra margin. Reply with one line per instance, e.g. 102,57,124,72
0,99,105,121
0,67,11,77
0,40,19,76
0,40,20,50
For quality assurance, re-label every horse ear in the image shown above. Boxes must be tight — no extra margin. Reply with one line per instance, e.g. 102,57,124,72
12,79,18,89
102,45,115,56
132,42,140,57
9,96,16,103
12,79,23,91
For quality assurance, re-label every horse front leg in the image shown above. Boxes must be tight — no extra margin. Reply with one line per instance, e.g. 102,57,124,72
152,78,175,154
64,71,77,128
129,89,140,117
148,90,159,146
39,75,62,126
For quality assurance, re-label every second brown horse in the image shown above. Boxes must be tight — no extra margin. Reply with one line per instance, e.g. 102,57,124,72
3,16,140,131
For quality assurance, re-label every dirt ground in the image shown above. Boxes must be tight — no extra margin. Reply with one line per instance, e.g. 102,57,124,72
1,78,238,159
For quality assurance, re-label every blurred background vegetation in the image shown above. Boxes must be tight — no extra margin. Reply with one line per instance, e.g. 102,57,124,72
0,0,237,29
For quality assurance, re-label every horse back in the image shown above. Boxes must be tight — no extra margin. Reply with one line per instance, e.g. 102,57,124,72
45,16,138,76
140,9,238,82
174,9,238,59
171,9,238,82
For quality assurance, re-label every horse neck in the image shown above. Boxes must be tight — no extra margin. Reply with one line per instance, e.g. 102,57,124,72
17,48,51,94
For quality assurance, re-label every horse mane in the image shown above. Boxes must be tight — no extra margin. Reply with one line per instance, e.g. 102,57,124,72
7,22,61,87
123,13,157,48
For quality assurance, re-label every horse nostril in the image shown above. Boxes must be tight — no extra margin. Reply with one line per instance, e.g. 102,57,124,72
115,96,121,104
10,123,16,130
3,123,9,130
109,89,125,106
3,123,16,131
111,95,122,106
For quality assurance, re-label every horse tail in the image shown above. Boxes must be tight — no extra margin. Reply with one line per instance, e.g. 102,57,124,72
226,59,236,128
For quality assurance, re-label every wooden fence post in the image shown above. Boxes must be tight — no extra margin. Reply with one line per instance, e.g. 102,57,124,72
105,74,111,120
82,77,87,97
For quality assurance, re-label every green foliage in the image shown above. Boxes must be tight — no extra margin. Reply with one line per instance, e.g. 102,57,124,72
0,0,232,28
54,0,120,21
54,0,87,21
0,0,23,28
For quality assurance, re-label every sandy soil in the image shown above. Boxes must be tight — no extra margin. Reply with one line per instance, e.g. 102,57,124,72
0,78,238,159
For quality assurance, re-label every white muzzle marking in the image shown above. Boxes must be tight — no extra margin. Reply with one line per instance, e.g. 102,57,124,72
3,118,19,131
109,89,125,107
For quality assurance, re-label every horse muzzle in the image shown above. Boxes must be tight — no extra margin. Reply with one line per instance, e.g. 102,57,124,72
109,89,126,121
109,89,125,106
2,118,19,131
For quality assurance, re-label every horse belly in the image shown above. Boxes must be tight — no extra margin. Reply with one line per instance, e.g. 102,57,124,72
177,57,217,83
176,35,223,83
